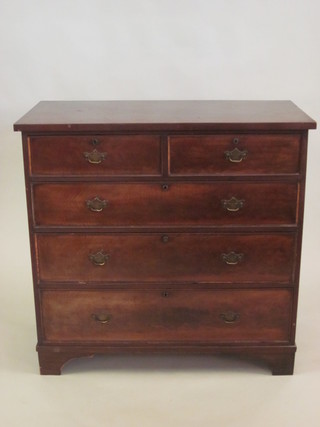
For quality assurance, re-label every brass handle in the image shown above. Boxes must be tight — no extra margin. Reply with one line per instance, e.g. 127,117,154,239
222,196,245,212
83,149,107,164
86,196,107,212
222,251,243,265
220,311,239,323
224,147,248,163
89,251,109,266
91,313,111,324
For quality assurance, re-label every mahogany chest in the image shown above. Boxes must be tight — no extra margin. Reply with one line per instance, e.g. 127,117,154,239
14,100,316,374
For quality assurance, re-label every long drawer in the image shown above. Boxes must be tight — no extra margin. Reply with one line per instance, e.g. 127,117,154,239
32,182,298,227
169,134,300,175
41,289,293,343
36,233,296,284
28,134,161,176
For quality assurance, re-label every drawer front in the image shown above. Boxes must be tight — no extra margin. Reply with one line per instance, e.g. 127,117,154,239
36,233,295,284
169,134,300,175
41,289,292,343
32,182,298,227
28,135,161,176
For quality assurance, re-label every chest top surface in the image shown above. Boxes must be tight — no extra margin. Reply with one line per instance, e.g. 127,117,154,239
14,100,316,132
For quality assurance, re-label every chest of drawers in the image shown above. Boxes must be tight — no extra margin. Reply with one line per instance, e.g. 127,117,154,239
14,100,316,375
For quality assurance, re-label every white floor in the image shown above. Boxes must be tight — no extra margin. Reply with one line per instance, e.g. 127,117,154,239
1,133,320,427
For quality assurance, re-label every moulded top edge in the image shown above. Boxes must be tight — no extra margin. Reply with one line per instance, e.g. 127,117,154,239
13,100,317,132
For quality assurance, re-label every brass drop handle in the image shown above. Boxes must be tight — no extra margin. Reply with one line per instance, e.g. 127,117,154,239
220,311,239,323
83,149,107,164
222,251,243,265
86,196,107,212
224,147,248,163
222,196,245,212
91,313,111,324
89,251,109,266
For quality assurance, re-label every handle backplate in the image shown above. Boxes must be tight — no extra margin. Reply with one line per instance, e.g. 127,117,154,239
222,251,244,265
91,313,111,324
220,311,240,323
83,149,107,164
222,196,245,212
89,251,109,266
86,196,107,212
224,147,248,163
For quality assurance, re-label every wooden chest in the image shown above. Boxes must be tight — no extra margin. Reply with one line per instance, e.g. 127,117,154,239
14,100,316,375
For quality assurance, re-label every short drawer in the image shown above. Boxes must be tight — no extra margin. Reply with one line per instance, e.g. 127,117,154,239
28,134,161,176
32,182,298,227
169,134,301,175
36,233,296,284
41,289,293,343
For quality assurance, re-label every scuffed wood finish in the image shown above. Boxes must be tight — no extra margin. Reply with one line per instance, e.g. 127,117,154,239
37,347,94,375
28,134,161,176
41,289,293,343
14,101,316,375
169,134,300,175
36,344,296,375
32,182,298,227
36,233,295,284
14,100,316,132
